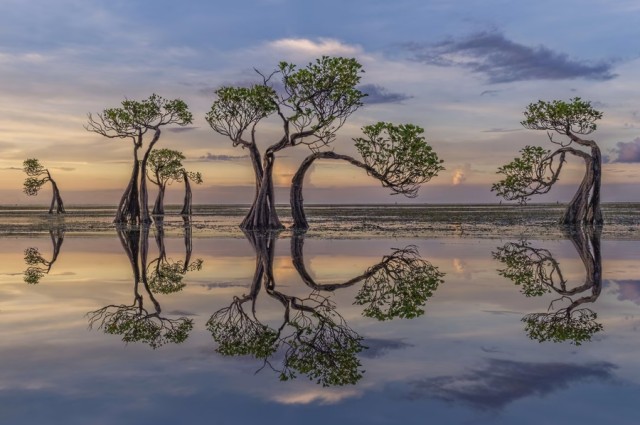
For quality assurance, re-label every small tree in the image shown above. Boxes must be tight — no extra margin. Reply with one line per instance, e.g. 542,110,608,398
22,158,65,214
206,56,366,230
147,148,185,216
86,94,192,224
492,98,603,225
291,122,444,230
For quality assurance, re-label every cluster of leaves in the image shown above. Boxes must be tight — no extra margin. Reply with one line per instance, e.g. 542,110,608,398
521,97,603,135
492,241,561,297
88,305,193,349
22,158,49,196
88,94,193,139
523,309,603,345
491,146,555,204
354,246,445,320
205,85,277,144
147,149,186,186
355,123,445,198
23,247,47,284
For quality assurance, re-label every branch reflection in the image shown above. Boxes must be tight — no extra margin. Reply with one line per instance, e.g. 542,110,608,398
23,227,65,284
208,232,444,386
493,226,603,345
87,223,202,349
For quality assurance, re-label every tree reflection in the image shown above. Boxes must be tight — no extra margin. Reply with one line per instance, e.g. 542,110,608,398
291,234,445,321
87,223,200,349
23,227,65,284
208,232,444,386
493,226,603,345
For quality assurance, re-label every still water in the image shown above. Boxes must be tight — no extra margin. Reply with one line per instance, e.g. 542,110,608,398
1,223,639,424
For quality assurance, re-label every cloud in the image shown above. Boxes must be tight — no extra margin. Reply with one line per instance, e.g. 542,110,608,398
405,31,616,83
0,167,22,171
360,338,412,358
271,389,361,405
407,358,616,410
53,167,75,172
480,90,500,96
610,137,640,163
359,84,413,104
265,38,362,58
452,163,472,185
607,279,640,305
481,128,521,133
167,127,199,133
199,153,249,162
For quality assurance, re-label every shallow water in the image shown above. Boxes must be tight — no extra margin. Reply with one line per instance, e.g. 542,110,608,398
1,219,639,424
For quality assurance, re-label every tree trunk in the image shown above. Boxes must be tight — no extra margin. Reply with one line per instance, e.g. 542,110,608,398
152,184,165,216
182,216,192,272
180,170,192,216
46,172,65,214
290,151,388,231
560,145,602,225
140,129,161,225
241,152,283,231
115,147,141,224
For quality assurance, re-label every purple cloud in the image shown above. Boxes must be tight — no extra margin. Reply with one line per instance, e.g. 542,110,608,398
612,137,640,163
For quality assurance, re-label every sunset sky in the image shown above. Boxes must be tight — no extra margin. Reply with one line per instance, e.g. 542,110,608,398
2,0,640,205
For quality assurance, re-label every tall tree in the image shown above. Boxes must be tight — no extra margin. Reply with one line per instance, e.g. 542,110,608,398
492,98,603,225
86,94,192,224
290,122,444,230
206,56,365,230
22,158,65,214
147,148,185,216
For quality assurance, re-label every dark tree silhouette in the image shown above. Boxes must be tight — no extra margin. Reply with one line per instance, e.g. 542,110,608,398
22,158,65,214
147,148,185,216
206,56,378,231
492,98,603,224
86,94,192,224
290,123,444,230
87,226,194,348
23,227,65,284
493,226,603,345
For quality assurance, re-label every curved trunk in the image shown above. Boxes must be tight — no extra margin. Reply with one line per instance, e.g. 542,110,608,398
115,146,141,224
140,129,162,225
182,216,192,272
291,151,389,231
560,145,602,225
152,184,166,216
46,172,65,214
180,171,192,216
241,153,283,231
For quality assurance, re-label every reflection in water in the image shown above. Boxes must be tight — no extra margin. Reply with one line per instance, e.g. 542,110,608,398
23,227,65,284
494,226,602,345
208,232,444,386
87,223,201,349
291,234,445,321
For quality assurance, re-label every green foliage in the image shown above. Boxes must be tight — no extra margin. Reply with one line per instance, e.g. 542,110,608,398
521,97,603,135
493,241,559,297
23,247,48,284
491,146,551,204
22,158,49,196
354,122,445,197
147,148,186,186
206,300,279,358
205,85,277,142
523,309,603,345
148,261,187,294
89,305,193,349
354,247,445,320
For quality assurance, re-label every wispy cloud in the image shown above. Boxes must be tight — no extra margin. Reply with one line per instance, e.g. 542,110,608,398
199,153,249,162
360,338,412,358
359,84,413,104
407,358,616,410
167,126,199,133
405,31,617,83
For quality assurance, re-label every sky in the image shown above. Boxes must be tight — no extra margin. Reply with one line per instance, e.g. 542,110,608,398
2,0,640,205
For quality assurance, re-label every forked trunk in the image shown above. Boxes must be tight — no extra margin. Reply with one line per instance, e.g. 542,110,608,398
140,129,162,225
46,172,65,214
561,145,602,225
241,153,283,231
115,147,141,224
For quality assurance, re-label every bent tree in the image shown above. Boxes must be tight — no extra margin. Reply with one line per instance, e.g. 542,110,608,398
291,122,444,230
23,158,65,214
492,98,603,225
86,94,192,224
178,168,203,216
205,56,365,231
